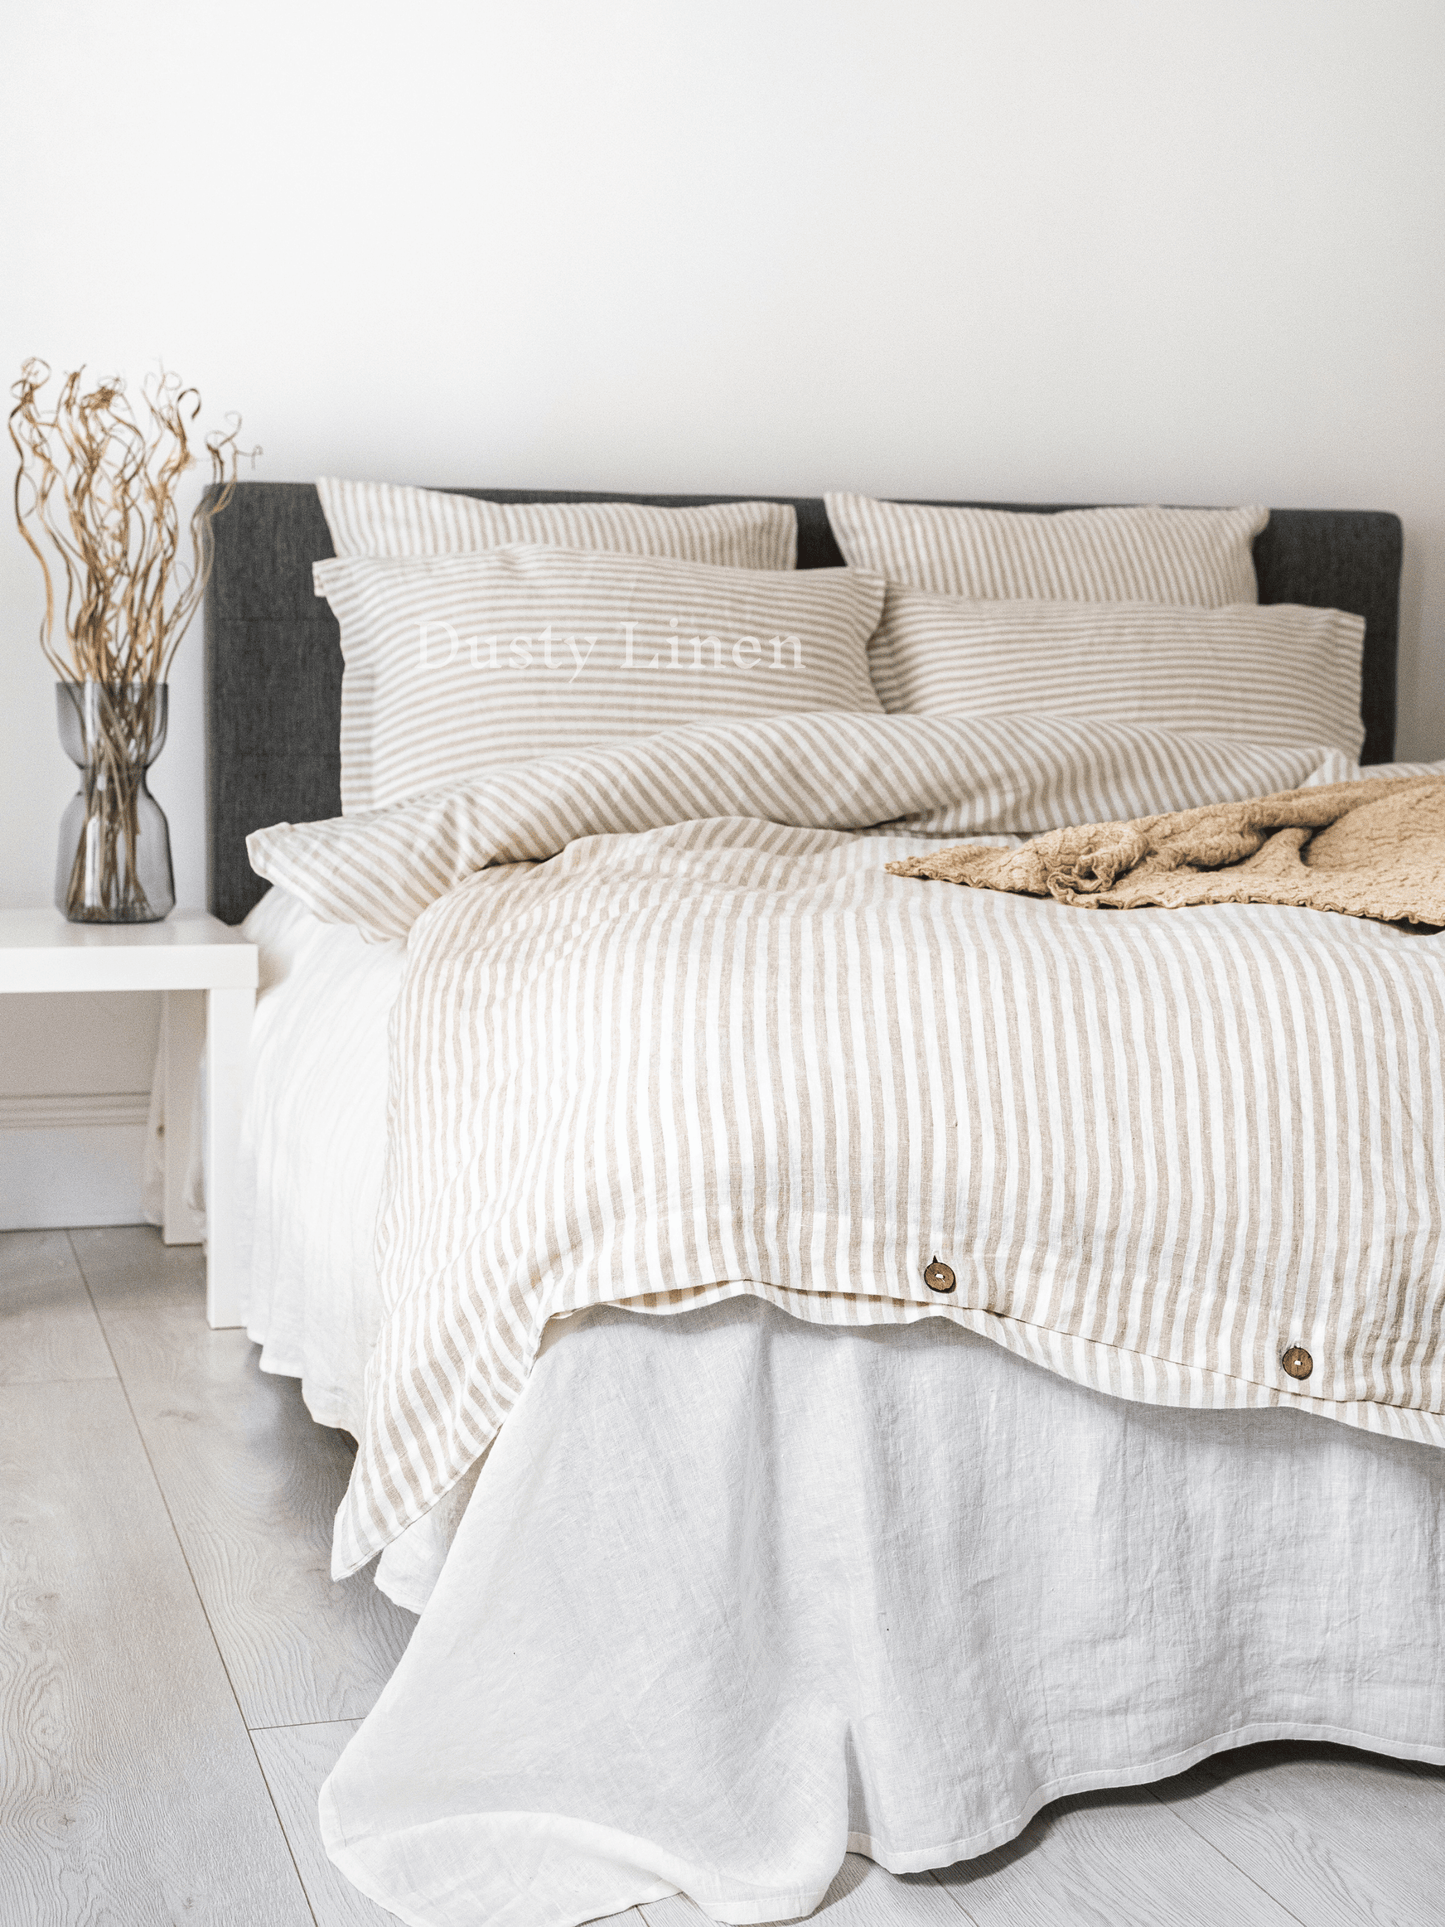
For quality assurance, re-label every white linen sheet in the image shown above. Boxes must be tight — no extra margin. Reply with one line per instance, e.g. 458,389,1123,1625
238,885,402,1437
321,1295,1445,1927
235,882,1445,1926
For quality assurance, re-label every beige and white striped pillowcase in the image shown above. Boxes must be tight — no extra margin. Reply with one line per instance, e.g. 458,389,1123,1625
319,477,799,570
316,544,886,813
869,586,1365,755
826,495,1269,604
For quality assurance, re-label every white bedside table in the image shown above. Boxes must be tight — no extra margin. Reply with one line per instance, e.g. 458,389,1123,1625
0,908,258,1329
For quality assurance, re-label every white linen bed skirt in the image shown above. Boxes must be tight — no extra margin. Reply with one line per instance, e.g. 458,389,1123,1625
321,1295,1445,1927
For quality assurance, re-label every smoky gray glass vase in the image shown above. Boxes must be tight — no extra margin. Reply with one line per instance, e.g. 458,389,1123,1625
55,681,175,923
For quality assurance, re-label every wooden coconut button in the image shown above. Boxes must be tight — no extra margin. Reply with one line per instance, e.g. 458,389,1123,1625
923,1257,956,1293
1281,1345,1314,1381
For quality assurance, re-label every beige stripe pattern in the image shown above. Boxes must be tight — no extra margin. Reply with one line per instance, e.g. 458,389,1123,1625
318,477,799,570
315,546,885,813
826,495,1268,604
250,711,1357,942
867,586,1365,754
248,712,1445,1577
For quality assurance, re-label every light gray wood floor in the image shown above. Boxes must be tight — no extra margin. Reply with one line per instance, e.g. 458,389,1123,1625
3,1225,1443,1925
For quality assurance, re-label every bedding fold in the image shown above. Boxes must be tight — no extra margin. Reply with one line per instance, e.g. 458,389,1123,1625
247,709,1355,940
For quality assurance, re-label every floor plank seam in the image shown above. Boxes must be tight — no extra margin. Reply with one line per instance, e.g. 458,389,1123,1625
1142,1780,1312,1927
921,1869,982,1925
64,1229,324,1927
248,1717,366,1735
0,1371,126,1386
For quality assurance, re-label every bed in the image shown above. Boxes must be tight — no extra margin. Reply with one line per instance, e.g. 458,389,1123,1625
209,485,1445,1927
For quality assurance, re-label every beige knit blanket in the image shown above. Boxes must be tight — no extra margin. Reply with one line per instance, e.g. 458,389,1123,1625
888,774,1445,925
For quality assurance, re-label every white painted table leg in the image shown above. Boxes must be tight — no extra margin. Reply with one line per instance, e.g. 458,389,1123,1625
161,988,206,1245
205,983,254,1329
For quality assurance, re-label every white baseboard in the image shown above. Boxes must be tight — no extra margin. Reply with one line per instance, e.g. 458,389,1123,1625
0,1092,151,1230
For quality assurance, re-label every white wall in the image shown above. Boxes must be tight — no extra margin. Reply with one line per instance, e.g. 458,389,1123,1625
3,0,1443,1223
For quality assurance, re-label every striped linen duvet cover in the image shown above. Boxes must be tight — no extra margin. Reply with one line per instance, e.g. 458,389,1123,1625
248,711,1445,1577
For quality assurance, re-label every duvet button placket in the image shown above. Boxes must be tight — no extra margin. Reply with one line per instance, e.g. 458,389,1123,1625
1281,1345,1314,1381
924,1257,956,1294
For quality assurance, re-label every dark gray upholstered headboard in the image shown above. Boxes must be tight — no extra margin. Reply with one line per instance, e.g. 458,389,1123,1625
205,484,1403,924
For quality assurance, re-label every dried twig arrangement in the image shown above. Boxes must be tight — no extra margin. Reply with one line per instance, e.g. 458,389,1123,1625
10,358,250,683
9,361,254,918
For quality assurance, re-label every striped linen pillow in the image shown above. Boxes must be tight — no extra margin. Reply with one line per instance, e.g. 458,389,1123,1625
868,585,1365,755
316,545,887,813
826,495,1269,605
319,477,798,570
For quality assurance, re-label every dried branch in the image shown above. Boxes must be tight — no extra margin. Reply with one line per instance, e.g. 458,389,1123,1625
9,359,258,685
